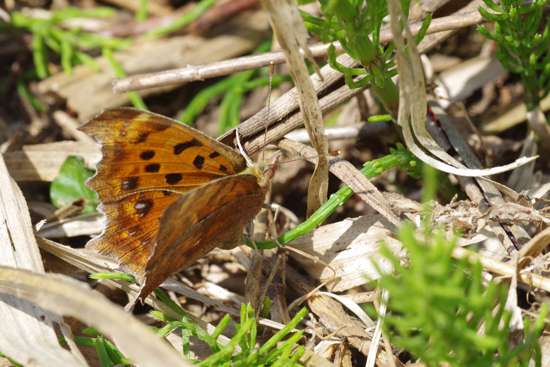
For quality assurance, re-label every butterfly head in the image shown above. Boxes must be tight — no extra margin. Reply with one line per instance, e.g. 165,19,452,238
244,150,282,188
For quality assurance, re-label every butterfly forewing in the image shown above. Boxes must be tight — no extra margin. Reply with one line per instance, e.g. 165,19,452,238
79,108,247,203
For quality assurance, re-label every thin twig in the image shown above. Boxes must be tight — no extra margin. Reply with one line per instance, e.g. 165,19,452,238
243,80,370,155
112,9,491,93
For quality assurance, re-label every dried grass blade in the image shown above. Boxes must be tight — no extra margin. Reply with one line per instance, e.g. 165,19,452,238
260,0,329,215
0,152,88,367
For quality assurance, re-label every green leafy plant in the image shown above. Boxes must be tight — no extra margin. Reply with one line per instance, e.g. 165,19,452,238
50,156,99,213
3,7,130,78
373,225,548,367
300,0,431,117
478,0,550,111
88,272,307,366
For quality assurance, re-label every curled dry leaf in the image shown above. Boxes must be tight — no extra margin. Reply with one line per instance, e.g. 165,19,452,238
387,0,537,177
260,0,329,216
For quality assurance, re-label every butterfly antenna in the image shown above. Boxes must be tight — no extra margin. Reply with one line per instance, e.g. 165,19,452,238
262,62,274,162
235,126,254,167
279,150,341,164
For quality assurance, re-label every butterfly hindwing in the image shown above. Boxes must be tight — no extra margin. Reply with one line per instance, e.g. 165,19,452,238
138,174,267,299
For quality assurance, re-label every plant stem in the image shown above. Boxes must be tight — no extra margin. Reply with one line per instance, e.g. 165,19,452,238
249,146,418,249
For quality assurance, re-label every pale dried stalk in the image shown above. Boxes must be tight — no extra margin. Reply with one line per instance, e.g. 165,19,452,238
0,266,191,367
516,227,550,269
452,246,550,293
52,111,97,144
218,52,360,146
0,152,87,367
261,0,329,215
4,141,100,182
243,81,370,155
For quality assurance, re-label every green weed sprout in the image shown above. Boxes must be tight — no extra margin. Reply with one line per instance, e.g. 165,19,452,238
374,225,548,367
478,0,550,111
154,304,307,366
4,7,131,78
59,334,133,367
300,0,431,117
89,272,307,366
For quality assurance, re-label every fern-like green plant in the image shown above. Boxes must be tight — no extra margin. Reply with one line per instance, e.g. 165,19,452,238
478,0,550,111
299,0,431,118
373,225,547,367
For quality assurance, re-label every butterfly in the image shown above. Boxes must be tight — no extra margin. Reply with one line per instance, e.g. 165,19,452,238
79,108,280,305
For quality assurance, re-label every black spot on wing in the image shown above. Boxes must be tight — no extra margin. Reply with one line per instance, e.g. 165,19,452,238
209,152,220,158
140,150,155,160
219,165,227,172
193,155,205,170
174,138,202,155
145,163,160,173
122,177,139,190
165,173,183,185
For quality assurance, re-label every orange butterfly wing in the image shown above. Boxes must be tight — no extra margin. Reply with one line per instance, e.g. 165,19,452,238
79,108,247,282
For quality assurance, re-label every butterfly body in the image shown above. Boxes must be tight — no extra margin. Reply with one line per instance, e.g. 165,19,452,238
79,108,280,302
